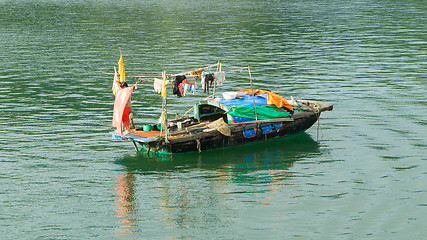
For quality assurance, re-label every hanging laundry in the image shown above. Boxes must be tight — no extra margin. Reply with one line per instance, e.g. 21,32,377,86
154,78,170,94
203,73,214,94
190,81,196,95
201,74,206,93
173,75,186,97
191,84,195,95
183,83,189,96
190,67,205,76
183,81,197,96
112,66,120,95
179,80,186,97
153,78,163,93
185,75,196,82
214,71,226,85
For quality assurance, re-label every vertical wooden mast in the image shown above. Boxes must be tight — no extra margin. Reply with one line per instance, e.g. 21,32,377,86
248,66,258,121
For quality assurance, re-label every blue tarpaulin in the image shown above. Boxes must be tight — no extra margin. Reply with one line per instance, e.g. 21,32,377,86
216,93,292,123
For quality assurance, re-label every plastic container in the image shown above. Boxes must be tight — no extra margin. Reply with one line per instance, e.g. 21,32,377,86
222,92,237,100
143,124,153,131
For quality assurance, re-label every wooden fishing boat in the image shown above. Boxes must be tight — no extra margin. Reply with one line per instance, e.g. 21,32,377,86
109,60,333,155
113,96,332,154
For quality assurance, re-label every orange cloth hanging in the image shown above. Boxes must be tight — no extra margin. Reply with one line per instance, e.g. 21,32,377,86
113,86,135,137
190,67,205,76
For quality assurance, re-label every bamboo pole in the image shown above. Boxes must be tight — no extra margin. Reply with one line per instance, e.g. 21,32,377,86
160,71,168,139
102,72,170,77
102,65,245,78
225,67,249,73
181,106,195,118
248,66,258,121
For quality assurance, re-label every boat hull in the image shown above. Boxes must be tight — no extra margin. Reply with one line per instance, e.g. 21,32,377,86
138,111,320,154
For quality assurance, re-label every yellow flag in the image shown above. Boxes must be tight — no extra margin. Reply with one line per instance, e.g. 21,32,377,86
118,55,126,82
161,71,167,98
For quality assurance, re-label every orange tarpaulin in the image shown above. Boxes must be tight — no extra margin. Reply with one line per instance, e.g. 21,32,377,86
237,89,294,111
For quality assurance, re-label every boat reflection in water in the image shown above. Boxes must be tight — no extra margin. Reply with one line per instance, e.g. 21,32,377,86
113,133,321,235
113,170,140,234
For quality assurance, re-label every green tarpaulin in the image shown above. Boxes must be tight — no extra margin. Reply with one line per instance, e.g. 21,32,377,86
227,105,290,120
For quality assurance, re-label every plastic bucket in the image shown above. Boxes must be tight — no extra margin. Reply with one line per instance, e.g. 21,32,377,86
143,124,153,131
222,92,237,100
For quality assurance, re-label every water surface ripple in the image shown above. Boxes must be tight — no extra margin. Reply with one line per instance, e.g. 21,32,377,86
0,0,426,239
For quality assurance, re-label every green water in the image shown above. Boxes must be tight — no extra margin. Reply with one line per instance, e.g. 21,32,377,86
1,0,426,238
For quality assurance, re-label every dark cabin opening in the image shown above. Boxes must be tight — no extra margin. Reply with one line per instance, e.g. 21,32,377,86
198,104,227,123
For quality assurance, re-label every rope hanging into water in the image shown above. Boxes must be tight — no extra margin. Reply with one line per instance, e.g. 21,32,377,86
310,103,322,140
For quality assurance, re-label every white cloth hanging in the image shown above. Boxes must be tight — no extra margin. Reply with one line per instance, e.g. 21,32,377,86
153,78,163,93
214,71,226,85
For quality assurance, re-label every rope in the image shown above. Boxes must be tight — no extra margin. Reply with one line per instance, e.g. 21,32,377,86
165,129,170,143
297,100,322,140
311,103,322,140
196,139,201,152
135,77,145,85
